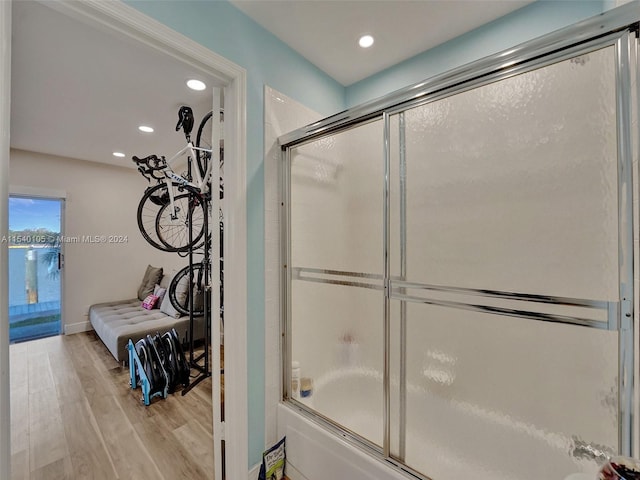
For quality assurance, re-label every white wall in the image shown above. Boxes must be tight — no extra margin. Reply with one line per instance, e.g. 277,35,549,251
10,149,184,334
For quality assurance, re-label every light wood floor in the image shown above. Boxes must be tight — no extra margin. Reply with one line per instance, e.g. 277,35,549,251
9,332,214,480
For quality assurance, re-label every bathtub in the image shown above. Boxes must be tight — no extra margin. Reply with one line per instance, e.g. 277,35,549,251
278,368,604,480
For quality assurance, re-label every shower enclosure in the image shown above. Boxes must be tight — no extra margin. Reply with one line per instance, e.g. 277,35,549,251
279,8,638,480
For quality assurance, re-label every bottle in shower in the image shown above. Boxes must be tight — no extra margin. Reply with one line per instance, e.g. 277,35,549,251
300,377,313,398
291,361,301,400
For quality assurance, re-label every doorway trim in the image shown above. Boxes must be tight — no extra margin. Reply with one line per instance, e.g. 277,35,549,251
1,1,248,478
0,2,11,478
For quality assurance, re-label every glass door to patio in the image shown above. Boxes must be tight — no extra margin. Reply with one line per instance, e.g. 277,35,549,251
8,196,63,343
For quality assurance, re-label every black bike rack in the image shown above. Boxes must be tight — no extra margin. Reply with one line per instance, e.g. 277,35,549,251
181,184,212,396
131,107,220,402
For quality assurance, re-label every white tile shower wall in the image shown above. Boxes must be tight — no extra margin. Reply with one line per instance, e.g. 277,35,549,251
264,86,323,447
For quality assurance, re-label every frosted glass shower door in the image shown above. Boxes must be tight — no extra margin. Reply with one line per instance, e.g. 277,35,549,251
288,119,385,446
390,46,619,299
389,46,622,479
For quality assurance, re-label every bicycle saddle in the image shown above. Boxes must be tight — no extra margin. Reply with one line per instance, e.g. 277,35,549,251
176,105,194,137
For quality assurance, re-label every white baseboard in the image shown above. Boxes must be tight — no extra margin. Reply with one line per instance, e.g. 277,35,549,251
64,320,92,335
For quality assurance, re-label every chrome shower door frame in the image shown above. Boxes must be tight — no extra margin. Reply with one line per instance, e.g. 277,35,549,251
614,28,637,458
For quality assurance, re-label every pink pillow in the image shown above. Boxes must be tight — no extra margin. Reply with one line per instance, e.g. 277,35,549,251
142,294,160,310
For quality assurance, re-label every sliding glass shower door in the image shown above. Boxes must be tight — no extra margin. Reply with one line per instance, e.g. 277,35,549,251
288,119,385,446
387,45,621,477
283,25,637,480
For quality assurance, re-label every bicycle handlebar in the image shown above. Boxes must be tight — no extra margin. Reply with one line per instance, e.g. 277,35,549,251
132,154,167,182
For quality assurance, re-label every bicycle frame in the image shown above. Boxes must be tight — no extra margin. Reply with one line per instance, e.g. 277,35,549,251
162,140,213,220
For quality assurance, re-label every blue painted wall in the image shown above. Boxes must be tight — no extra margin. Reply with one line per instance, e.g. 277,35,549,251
126,0,344,467
346,0,606,107
126,0,612,469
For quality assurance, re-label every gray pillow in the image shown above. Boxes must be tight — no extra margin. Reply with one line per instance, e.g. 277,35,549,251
159,291,181,318
137,265,163,301
159,273,188,318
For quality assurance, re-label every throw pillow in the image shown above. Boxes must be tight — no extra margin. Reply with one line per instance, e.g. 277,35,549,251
153,284,167,308
137,265,163,301
160,288,181,318
142,294,160,310
160,273,189,318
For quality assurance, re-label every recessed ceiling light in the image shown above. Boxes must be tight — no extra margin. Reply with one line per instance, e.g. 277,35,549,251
359,35,374,48
186,79,207,91
138,125,154,133
112,152,125,158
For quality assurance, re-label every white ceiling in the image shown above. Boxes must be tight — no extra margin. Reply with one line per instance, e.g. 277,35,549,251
11,1,215,169
10,0,535,168
230,0,535,86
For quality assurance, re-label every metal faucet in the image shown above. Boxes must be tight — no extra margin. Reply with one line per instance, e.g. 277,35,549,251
571,436,614,463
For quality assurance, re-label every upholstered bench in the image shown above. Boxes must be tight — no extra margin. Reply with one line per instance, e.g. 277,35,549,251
89,264,206,363
89,298,205,363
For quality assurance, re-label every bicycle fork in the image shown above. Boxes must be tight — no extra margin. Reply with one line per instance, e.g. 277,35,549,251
164,174,190,220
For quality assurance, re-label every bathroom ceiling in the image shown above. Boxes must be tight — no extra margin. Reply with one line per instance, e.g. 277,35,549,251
230,0,535,86
10,1,215,169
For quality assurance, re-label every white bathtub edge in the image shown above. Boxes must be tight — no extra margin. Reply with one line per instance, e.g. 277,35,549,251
248,463,260,480
277,403,408,480
285,463,310,480
249,457,308,480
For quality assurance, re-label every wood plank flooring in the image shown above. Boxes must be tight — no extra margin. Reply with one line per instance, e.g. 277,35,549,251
9,332,214,480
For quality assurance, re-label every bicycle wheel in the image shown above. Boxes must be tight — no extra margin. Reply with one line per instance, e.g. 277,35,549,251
137,182,205,252
155,190,206,252
169,262,210,317
195,110,213,180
